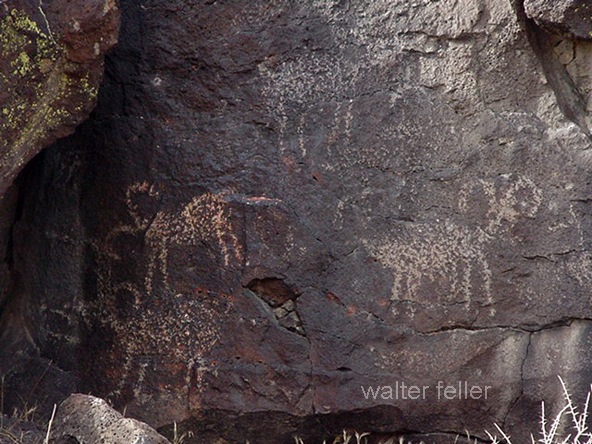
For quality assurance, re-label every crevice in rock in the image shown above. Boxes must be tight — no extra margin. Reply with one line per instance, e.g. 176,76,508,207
514,0,592,138
246,277,298,307
0,157,44,368
0,145,83,422
502,331,532,429
420,316,592,335
245,277,305,336
245,277,318,414
244,277,316,413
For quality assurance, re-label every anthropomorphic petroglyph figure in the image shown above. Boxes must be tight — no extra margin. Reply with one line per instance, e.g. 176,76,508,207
459,175,543,237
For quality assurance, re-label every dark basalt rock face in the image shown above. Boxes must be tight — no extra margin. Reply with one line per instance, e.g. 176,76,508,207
524,0,592,40
3,0,592,443
0,0,120,195
0,0,119,328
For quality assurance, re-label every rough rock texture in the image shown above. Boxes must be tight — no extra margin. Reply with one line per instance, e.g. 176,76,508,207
4,0,592,443
0,0,119,353
0,415,44,444
50,394,170,444
0,0,120,196
0,357,78,424
524,0,592,40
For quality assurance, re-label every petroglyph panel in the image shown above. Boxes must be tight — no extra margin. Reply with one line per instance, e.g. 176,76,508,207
97,181,243,298
88,182,244,422
365,175,544,321
10,0,592,440
365,221,492,310
459,175,544,237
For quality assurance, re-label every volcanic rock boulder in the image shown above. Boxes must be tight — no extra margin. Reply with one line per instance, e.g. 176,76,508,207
0,0,120,196
50,394,170,444
6,0,592,443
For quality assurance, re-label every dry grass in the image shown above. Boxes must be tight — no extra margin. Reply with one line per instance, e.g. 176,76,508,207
172,421,194,444
488,377,592,444
292,430,371,444
3,376,592,444
0,376,46,444
0,414,40,444
0,405,40,444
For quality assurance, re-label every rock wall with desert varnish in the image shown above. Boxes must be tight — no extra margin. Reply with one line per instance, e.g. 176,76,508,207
0,0,119,369
0,0,120,195
3,0,592,443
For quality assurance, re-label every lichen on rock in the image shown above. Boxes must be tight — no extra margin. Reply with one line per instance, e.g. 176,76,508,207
0,0,119,196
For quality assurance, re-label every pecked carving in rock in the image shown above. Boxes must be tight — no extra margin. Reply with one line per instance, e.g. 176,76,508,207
0,0,120,196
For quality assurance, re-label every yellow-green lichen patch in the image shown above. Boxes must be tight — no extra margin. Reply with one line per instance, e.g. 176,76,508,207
0,12,31,56
0,9,60,70
0,59,85,171
0,8,65,143
9,8,42,34
0,92,29,134
0,4,114,186
11,51,32,76
80,73,99,99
